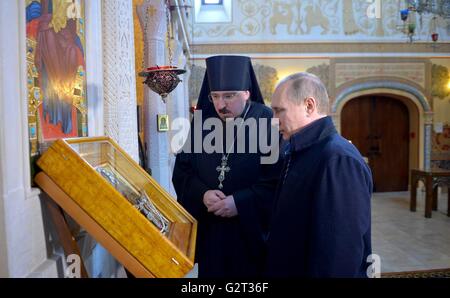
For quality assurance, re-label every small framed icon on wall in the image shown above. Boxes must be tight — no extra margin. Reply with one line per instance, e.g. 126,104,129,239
157,114,169,132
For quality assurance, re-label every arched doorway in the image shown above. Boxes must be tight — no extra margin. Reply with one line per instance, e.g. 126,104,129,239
341,95,410,192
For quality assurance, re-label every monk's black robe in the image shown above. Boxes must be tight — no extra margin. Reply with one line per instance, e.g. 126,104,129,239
172,102,282,277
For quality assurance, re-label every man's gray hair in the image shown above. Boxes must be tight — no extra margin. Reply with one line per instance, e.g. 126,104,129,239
278,72,329,114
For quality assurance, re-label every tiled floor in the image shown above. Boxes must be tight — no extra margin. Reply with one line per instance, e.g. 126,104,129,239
372,190,450,273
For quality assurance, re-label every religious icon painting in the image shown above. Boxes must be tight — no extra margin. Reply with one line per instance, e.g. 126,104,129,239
29,123,37,140
157,114,169,132
26,0,88,184
26,0,88,156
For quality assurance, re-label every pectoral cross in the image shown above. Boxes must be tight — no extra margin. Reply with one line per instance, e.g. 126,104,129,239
216,155,230,189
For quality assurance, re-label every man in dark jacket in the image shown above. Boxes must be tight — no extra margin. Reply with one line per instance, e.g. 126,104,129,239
267,72,373,277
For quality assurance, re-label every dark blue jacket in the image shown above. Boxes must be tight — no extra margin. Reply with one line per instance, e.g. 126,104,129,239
266,116,373,277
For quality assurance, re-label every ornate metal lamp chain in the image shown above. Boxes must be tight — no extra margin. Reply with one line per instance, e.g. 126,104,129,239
140,0,173,67
165,0,173,66
138,1,186,100
141,1,151,70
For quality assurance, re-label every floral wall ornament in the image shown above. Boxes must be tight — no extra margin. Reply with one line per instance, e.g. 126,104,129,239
306,63,330,90
253,64,278,104
431,64,450,100
190,0,449,43
431,123,450,170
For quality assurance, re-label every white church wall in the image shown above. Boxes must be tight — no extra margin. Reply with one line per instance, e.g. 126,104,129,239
86,0,105,137
0,0,58,277
0,0,131,277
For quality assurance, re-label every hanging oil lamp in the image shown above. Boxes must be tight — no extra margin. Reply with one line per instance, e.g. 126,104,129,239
431,16,439,42
400,9,409,22
139,0,186,103
431,32,439,42
139,66,186,102
429,15,440,49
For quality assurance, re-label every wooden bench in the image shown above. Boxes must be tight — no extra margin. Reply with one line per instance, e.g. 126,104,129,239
410,168,450,218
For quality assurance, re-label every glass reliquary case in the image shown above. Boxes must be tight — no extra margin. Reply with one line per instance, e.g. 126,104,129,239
35,137,196,278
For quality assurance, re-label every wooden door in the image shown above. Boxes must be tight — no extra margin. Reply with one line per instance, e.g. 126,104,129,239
341,96,409,192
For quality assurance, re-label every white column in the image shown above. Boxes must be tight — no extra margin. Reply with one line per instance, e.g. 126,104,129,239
424,111,433,170
172,38,190,125
86,0,104,137
102,0,139,161
166,38,188,197
0,0,58,277
137,0,171,190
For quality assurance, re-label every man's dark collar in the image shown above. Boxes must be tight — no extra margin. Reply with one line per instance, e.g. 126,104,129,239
288,116,337,152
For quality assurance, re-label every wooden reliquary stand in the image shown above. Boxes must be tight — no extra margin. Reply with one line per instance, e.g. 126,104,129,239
35,137,197,278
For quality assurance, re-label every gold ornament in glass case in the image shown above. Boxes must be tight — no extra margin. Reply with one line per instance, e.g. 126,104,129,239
35,136,196,278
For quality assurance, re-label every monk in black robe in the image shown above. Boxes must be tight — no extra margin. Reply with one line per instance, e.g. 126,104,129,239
172,55,282,277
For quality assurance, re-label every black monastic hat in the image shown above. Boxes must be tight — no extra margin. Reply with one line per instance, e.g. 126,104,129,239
196,55,264,117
